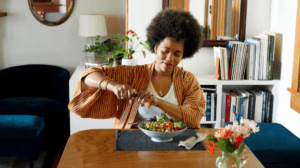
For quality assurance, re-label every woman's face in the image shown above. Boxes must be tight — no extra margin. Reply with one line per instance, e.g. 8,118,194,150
154,37,184,74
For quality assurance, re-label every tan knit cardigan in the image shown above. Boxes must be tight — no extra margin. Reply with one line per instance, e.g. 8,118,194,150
68,62,205,129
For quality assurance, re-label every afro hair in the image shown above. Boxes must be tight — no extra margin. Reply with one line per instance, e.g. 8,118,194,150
146,8,203,59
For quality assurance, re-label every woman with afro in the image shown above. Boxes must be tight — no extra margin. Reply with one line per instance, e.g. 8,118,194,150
68,8,206,129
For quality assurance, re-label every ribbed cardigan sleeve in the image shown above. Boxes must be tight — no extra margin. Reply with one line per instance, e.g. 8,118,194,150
68,65,136,119
179,71,205,128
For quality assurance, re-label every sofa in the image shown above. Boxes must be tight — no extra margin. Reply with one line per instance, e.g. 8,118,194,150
226,122,300,168
0,64,70,168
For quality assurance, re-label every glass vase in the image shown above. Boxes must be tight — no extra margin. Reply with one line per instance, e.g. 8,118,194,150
215,151,239,168
215,149,248,168
235,149,248,167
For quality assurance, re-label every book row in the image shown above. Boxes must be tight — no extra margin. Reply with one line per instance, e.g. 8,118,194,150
221,86,273,127
214,31,276,80
201,86,217,122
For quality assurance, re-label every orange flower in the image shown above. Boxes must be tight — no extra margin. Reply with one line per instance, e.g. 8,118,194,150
126,30,136,35
214,128,232,139
206,140,215,155
234,136,244,149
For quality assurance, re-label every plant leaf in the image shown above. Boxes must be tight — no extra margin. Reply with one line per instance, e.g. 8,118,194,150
124,36,129,41
144,41,151,51
108,58,114,67
142,50,146,58
208,135,218,142
218,139,236,153
237,142,245,156
96,35,101,41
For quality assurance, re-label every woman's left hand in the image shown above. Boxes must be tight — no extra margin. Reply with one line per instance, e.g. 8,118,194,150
134,91,159,108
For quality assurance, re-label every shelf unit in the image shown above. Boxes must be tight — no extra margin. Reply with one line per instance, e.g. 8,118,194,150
0,12,7,17
197,75,280,129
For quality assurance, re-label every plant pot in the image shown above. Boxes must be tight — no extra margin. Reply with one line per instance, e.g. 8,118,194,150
122,58,138,66
113,54,123,66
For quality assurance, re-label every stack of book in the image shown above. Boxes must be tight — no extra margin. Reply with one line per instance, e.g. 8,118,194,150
214,31,277,80
221,86,273,127
201,85,217,122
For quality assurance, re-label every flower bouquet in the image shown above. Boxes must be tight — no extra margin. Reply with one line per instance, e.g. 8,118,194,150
207,118,260,168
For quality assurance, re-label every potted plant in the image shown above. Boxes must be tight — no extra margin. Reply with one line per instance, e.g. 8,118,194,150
83,30,151,67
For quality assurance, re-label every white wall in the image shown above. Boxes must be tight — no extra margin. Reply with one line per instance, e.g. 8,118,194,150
190,0,205,26
128,0,162,65
245,0,271,40
270,0,300,138
0,0,126,74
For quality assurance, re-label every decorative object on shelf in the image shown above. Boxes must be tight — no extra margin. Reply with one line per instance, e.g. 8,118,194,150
206,118,260,167
0,12,7,17
28,0,75,26
84,30,151,67
79,14,108,62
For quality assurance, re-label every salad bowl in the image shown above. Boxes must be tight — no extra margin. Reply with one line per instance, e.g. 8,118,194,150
137,114,187,142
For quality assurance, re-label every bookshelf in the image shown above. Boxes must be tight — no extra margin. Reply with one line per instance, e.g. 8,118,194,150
197,75,280,129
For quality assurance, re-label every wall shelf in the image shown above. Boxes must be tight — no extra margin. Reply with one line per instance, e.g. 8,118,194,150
0,12,7,17
200,121,217,124
196,75,280,85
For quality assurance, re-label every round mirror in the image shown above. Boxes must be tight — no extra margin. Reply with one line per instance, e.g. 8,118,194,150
28,0,75,26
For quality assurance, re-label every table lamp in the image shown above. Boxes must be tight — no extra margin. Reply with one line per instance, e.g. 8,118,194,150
78,14,108,61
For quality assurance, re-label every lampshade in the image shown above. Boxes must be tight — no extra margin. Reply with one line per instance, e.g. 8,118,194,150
78,15,108,37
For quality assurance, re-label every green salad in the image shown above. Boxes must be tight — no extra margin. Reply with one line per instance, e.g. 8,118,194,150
141,113,186,132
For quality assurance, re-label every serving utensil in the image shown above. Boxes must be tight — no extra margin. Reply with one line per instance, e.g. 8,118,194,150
127,116,156,125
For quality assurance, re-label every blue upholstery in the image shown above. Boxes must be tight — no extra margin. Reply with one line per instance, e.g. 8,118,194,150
225,122,300,167
244,123,300,167
0,64,70,167
0,129,44,157
0,64,69,102
0,115,45,140
243,123,300,151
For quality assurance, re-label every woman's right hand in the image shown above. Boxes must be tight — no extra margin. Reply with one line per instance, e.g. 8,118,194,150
112,84,134,101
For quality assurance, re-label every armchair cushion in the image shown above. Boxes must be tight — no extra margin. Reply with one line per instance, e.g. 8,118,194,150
0,97,68,118
243,123,300,152
0,115,45,140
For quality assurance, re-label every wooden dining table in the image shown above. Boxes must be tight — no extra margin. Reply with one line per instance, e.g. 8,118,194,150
57,128,264,168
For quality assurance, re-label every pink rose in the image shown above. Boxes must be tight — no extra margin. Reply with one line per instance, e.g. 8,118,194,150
214,128,232,139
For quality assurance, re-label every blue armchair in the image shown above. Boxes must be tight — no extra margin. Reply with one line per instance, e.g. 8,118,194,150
0,64,70,168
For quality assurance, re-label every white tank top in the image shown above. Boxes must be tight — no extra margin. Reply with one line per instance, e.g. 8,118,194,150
134,81,178,122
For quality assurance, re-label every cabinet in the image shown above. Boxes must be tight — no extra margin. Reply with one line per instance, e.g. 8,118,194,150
197,75,280,129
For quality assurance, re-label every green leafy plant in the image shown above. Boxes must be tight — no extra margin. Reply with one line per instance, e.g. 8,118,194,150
83,30,151,67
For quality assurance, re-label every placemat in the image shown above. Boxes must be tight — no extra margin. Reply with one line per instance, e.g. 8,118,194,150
115,130,206,151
